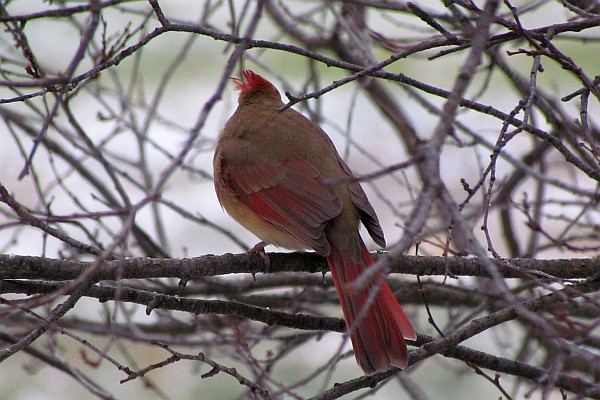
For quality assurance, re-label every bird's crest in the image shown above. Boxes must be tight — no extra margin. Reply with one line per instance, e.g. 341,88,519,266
232,70,279,99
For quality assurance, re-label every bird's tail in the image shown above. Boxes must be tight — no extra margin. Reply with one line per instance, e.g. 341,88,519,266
326,241,416,374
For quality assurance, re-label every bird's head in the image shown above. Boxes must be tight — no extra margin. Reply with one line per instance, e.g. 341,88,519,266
232,70,281,104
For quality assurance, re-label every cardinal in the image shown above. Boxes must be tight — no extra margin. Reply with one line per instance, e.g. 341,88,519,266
213,70,416,374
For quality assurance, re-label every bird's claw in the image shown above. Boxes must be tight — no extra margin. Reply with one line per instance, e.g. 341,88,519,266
249,241,270,272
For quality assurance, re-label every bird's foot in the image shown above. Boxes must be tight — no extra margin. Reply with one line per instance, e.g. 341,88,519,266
248,241,270,281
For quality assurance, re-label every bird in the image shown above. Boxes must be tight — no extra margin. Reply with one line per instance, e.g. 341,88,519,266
213,70,416,374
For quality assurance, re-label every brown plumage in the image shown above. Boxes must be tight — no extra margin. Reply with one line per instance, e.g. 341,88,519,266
214,70,416,374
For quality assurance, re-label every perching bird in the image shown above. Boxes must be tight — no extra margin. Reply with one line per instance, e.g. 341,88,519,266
213,70,415,374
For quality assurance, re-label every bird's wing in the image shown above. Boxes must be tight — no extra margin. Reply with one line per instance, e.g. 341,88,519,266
220,157,343,255
335,155,386,248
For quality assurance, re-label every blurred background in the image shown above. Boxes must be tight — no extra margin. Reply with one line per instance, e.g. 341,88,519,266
1,1,599,399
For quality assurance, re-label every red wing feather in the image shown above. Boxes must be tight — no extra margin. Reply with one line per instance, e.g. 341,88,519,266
225,159,342,254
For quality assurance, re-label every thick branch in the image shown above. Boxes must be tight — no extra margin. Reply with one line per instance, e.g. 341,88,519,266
0,253,597,281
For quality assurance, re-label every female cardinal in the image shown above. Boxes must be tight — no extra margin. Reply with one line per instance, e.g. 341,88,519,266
213,70,416,374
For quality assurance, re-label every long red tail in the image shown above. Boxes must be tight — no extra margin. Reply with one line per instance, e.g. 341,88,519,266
326,241,416,374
